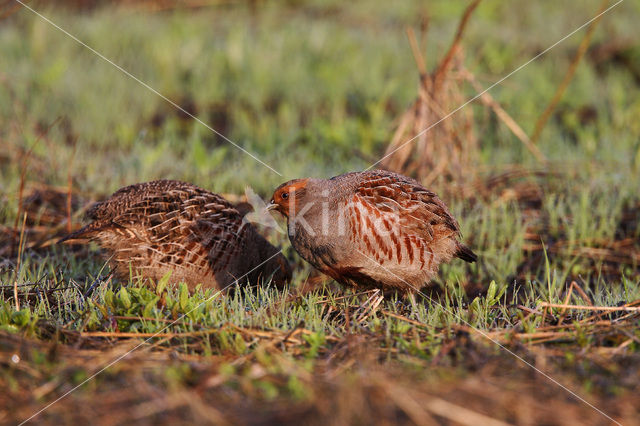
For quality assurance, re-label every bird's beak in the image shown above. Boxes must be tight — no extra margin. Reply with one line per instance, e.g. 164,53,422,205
266,200,278,211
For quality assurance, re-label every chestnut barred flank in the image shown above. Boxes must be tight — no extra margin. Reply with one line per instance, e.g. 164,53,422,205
60,180,291,290
270,170,476,295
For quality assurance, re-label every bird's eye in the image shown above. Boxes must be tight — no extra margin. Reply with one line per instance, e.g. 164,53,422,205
282,192,289,199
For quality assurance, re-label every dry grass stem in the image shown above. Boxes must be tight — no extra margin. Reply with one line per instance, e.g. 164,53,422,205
530,0,610,144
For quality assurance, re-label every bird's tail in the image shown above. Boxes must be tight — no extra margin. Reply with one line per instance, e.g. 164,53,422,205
455,243,477,263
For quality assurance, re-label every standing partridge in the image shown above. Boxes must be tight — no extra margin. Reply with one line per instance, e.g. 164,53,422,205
61,180,291,290
268,170,476,294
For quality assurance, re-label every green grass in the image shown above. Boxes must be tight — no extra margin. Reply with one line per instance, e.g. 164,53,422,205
1,0,639,196
1,0,640,423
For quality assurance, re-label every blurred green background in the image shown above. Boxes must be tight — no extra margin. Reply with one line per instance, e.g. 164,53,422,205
1,0,638,197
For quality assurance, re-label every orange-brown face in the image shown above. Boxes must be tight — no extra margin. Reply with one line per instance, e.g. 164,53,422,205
267,179,309,218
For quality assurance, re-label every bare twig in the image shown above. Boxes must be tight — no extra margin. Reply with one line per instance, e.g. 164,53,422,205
66,145,77,234
406,27,427,77
433,0,482,88
462,68,547,163
424,396,511,426
538,303,640,312
14,212,28,311
79,330,219,338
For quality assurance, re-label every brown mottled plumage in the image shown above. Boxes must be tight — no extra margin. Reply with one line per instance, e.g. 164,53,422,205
61,180,291,290
268,170,476,294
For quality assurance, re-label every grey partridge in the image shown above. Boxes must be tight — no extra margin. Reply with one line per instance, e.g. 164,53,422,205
61,180,291,290
268,170,476,294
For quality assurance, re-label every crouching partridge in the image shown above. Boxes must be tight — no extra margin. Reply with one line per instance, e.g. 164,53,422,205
268,170,476,294
60,180,291,290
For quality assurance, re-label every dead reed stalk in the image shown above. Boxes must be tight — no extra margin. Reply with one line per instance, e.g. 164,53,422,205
381,0,541,190
381,0,479,186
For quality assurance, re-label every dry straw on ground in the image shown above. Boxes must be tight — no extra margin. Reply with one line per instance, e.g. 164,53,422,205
2,283,639,424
